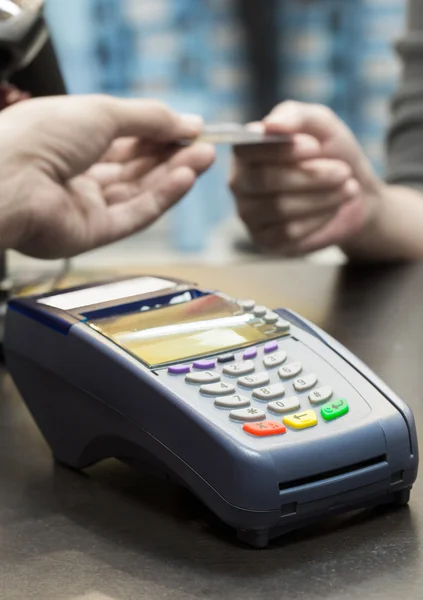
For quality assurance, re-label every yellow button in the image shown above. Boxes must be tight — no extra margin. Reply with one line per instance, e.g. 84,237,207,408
283,410,318,430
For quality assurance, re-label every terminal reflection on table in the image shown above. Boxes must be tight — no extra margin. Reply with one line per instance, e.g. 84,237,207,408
3,274,418,548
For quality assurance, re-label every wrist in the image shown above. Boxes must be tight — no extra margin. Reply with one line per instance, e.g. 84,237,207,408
0,164,36,253
339,177,388,258
339,181,423,262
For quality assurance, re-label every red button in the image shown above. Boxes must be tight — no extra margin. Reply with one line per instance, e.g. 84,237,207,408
243,420,287,437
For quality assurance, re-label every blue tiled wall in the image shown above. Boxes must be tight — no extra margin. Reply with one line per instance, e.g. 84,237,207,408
278,0,405,175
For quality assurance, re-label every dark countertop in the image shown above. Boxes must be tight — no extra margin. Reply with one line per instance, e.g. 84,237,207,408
1,261,423,600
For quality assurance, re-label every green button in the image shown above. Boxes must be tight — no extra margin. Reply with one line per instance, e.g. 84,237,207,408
321,398,349,421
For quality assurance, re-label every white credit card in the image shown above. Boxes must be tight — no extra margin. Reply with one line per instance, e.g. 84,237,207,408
180,123,291,146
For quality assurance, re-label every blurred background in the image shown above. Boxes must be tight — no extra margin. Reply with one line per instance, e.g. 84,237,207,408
11,0,406,272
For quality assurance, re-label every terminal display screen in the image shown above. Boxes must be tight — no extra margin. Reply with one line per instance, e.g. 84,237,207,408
88,294,280,367
38,277,176,311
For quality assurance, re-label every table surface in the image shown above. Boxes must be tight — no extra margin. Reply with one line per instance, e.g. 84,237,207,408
2,260,423,600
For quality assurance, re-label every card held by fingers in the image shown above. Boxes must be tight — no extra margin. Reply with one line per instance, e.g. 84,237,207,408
179,123,292,147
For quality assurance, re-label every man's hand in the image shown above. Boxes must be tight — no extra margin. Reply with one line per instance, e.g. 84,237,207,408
230,101,384,255
0,95,215,258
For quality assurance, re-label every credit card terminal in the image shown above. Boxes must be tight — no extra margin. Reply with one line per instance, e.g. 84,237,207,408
3,275,419,547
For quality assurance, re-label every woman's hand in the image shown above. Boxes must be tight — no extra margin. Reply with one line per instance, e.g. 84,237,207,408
230,101,383,256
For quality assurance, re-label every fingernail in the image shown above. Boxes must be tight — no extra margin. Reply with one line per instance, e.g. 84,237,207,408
180,113,204,132
344,179,360,197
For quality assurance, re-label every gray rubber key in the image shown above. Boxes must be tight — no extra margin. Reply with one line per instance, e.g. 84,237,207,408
214,394,250,408
186,371,220,384
253,383,285,401
275,319,290,333
268,396,301,414
309,386,333,404
278,362,302,380
293,373,318,392
264,351,287,368
263,311,279,324
200,381,236,396
239,299,255,312
238,371,270,389
252,305,267,317
223,360,255,377
230,407,266,422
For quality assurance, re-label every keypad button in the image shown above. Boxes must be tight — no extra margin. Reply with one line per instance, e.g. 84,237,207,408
264,351,287,368
293,373,318,392
275,319,290,333
283,410,318,430
309,386,333,405
223,360,255,377
263,312,279,324
168,364,190,375
193,359,216,370
200,382,236,396
186,371,220,384
214,394,250,409
243,421,287,437
230,407,266,422
217,353,235,364
278,362,302,380
264,341,279,354
239,299,255,312
238,371,270,389
253,305,267,317
253,383,285,401
268,396,301,414
321,398,349,421
243,347,258,360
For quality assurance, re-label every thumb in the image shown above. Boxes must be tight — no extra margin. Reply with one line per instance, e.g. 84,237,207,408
103,97,204,142
263,101,373,181
264,101,341,142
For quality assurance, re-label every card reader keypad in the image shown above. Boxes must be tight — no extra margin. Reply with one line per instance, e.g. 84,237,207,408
163,312,357,438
